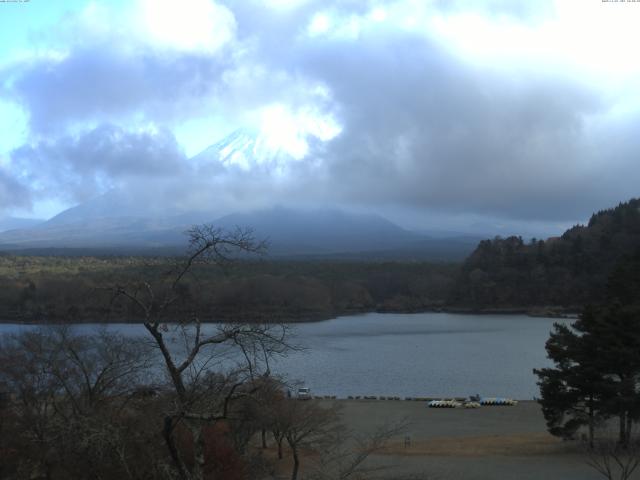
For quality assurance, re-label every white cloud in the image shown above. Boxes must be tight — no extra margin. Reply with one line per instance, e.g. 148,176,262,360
308,12,332,36
0,100,28,156
256,103,341,160
263,0,312,10
427,0,640,83
67,0,238,55
369,7,387,22
136,0,237,53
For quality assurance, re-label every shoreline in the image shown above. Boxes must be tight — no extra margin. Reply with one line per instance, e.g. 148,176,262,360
0,306,580,325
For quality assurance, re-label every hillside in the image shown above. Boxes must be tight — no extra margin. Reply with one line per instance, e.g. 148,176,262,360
0,199,477,261
451,198,640,310
0,217,43,233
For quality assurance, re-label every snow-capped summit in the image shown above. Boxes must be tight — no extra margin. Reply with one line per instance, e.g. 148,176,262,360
191,128,299,171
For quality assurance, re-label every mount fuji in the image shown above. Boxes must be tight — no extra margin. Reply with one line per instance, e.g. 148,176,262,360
0,129,480,259
192,128,301,171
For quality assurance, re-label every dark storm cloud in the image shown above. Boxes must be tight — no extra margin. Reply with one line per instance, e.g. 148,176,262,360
3,46,231,134
581,111,640,210
0,167,30,212
290,31,604,221
11,124,187,203
214,1,625,223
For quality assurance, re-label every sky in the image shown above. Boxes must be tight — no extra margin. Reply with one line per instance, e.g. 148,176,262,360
0,0,639,236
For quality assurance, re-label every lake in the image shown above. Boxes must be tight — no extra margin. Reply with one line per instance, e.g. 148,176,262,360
0,312,566,399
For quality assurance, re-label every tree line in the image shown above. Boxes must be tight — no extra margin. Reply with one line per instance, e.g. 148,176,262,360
453,198,640,310
0,255,457,324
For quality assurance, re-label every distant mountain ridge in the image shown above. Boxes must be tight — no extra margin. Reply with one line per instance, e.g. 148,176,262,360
213,207,418,255
0,202,478,260
0,217,44,233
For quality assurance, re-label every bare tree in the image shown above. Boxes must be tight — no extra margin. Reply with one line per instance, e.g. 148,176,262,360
0,329,60,479
111,225,293,480
262,390,291,460
265,399,342,480
0,326,158,480
307,420,409,480
585,435,640,480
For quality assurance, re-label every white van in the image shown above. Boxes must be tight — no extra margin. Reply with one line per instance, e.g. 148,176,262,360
297,387,311,400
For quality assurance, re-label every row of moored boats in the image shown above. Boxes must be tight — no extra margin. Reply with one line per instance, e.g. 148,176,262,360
428,397,518,408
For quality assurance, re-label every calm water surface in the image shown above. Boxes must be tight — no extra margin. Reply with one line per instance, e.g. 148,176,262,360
0,313,566,399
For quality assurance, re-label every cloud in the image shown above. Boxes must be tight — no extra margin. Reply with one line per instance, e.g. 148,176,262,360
67,0,237,54
1,0,240,135
430,0,554,20
4,46,232,135
136,0,236,53
10,124,187,203
237,15,610,221
1,0,639,229
0,166,30,213
301,34,605,220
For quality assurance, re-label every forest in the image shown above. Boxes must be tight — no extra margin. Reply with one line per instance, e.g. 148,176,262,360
1,198,639,324
0,255,458,323
452,198,640,310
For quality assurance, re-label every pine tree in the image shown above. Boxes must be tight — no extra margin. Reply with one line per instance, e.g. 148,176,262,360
534,310,607,446
535,251,640,446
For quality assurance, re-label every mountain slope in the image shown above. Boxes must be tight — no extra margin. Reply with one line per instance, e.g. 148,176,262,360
212,207,418,255
451,198,640,308
43,191,149,227
0,217,44,233
0,204,476,260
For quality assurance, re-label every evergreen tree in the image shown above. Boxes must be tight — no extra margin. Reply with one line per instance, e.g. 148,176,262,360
534,310,607,446
535,251,640,446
